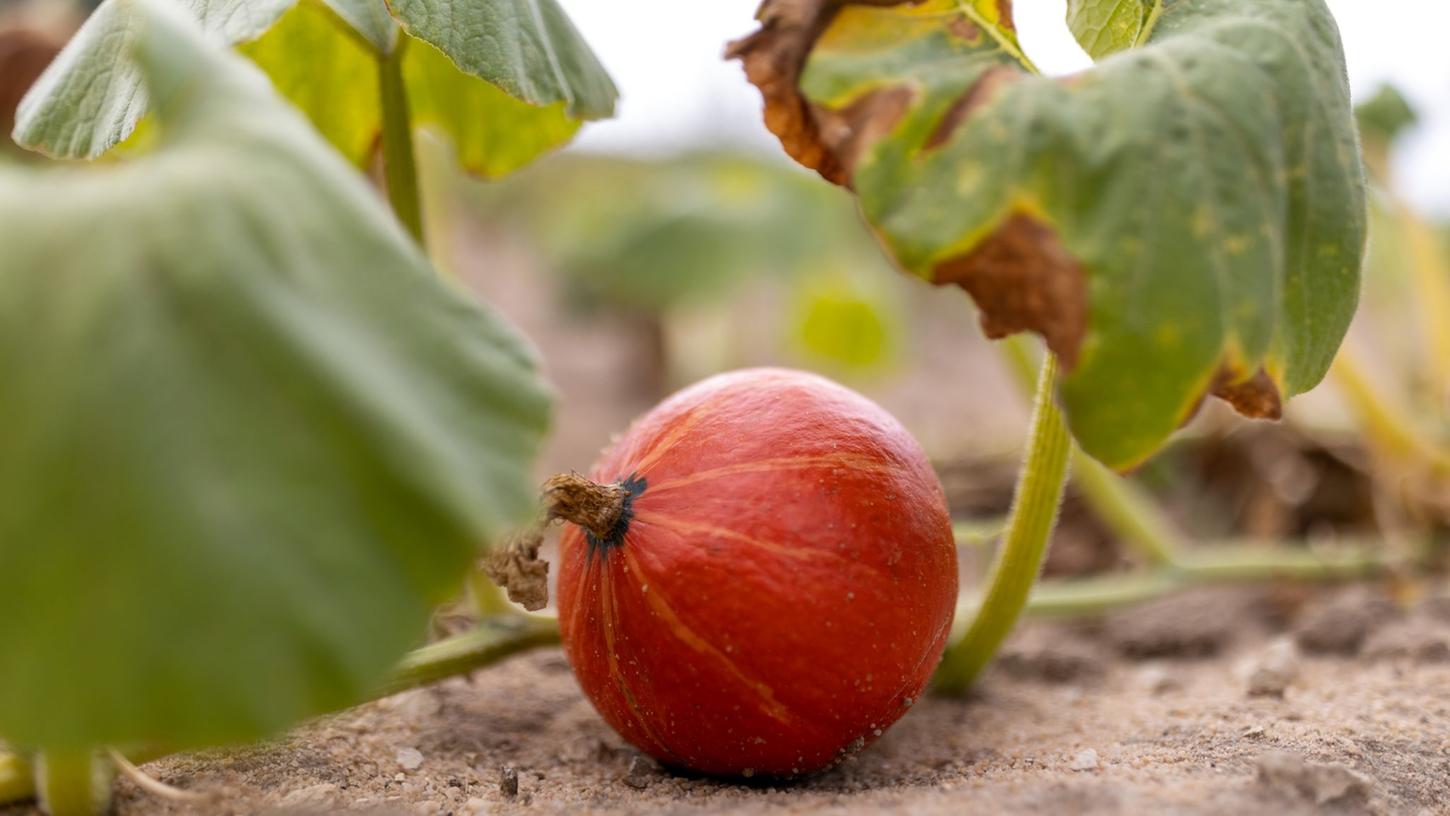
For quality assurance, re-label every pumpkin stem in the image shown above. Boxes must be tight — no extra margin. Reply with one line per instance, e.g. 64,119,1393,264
541,473,631,541
483,474,632,611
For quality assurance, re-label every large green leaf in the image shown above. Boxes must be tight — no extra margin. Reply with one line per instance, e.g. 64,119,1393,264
239,1,580,176
239,0,381,166
13,0,615,175
732,0,1366,469
386,0,617,120
405,37,582,178
0,0,550,752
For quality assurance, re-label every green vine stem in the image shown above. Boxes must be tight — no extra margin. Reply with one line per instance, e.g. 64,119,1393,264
380,616,561,697
1007,540,1391,619
999,336,1414,574
0,618,561,809
1000,335,1184,564
936,352,1071,694
378,37,425,247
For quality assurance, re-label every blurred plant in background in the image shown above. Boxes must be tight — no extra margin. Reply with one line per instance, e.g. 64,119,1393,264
471,152,905,397
1295,85,1450,543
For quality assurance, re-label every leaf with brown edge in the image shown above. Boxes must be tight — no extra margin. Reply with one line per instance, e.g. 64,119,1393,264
731,0,1365,470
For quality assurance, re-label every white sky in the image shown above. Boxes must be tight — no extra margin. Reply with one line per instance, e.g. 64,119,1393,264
558,0,1450,216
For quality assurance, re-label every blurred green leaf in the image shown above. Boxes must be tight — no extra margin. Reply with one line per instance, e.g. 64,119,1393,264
1356,84,1418,147
491,153,886,314
737,0,1366,469
792,278,897,372
0,0,550,752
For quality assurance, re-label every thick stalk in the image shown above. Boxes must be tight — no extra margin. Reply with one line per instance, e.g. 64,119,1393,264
37,752,108,816
1000,335,1183,564
378,38,425,248
936,353,1071,694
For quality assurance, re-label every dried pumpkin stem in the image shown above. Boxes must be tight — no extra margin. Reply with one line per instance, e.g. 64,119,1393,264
936,352,1071,694
483,474,629,611
540,473,630,541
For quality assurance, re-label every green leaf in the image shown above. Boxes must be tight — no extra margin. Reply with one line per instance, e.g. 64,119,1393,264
792,277,898,373
385,0,618,120
732,0,1366,469
1066,0,1161,59
1355,84,1418,147
12,0,296,158
405,37,581,178
0,0,550,752
240,1,582,176
239,0,380,166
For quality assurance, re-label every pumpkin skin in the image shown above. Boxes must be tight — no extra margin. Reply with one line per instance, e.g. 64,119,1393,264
557,368,957,777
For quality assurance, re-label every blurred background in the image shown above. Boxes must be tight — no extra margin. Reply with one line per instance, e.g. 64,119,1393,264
3,0,1447,577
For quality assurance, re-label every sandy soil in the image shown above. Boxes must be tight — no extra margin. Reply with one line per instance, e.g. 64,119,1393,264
4,585,1442,816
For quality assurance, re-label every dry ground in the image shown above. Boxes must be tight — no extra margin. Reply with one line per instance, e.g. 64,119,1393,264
5,585,1446,816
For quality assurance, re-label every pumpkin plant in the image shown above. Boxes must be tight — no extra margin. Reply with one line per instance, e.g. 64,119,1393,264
730,0,1367,691
0,0,1381,803
0,0,613,811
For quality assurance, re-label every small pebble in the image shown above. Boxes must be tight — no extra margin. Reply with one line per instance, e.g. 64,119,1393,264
500,766,519,798
1068,748,1099,771
1247,638,1300,698
1137,664,1180,694
396,747,424,771
622,755,654,789
1255,750,1376,807
1294,588,1397,655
